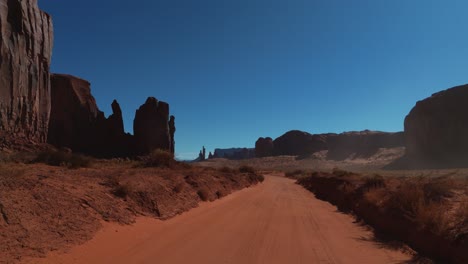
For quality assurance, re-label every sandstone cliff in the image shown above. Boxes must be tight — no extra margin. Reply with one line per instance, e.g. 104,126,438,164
255,137,274,157
256,130,404,160
48,75,175,157
0,0,53,142
404,84,468,167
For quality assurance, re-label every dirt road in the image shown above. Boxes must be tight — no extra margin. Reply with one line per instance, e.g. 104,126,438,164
29,173,411,264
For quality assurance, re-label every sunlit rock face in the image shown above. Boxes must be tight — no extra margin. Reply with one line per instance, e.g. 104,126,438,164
404,84,468,167
0,0,53,142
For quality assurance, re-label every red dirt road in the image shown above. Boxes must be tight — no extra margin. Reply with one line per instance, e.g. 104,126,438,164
28,173,411,264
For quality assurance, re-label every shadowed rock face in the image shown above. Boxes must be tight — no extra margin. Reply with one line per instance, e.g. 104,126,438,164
0,0,54,143
273,130,329,156
326,131,404,161
47,74,104,153
255,137,274,157
48,75,175,157
257,130,404,160
404,85,468,167
134,97,173,155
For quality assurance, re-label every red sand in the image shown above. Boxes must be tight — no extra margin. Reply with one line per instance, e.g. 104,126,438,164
26,173,411,264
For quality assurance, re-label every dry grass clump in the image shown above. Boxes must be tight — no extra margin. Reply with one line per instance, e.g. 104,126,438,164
376,175,463,235
197,188,210,201
238,165,256,174
0,162,26,178
332,167,353,177
285,169,308,179
33,149,93,169
218,166,236,173
141,149,176,168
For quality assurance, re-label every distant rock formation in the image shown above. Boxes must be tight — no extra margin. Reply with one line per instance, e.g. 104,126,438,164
403,84,468,168
0,0,53,143
198,146,206,161
326,130,404,161
256,130,404,160
211,148,255,160
272,130,329,156
255,137,274,157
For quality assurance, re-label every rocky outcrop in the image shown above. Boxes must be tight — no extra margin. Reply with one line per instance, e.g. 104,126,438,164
403,85,468,167
134,97,174,155
273,130,329,156
0,0,54,143
326,130,404,161
255,137,274,157
211,148,255,160
48,75,175,157
47,74,101,153
255,130,404,160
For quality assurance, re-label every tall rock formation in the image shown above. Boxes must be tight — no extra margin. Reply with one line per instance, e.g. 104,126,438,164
48,75,176,157
273,130,329,156
404,84,468,167
255,137,274,157
134,97,174,155
47,74,103,153
0,0,53,142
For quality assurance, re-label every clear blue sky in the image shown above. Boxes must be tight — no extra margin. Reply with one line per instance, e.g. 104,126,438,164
39,0,468,160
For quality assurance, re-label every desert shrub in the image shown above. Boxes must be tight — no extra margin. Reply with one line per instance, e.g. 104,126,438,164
33,150,92,169
332,167,352,177
422,176,455,202
219,166,235,173
173,182,185,193
142,149,176,168
215,190,225,198
257,174,265,182
0,164,26,181
238,165,255,174
362,174,386,190
197,188,210,201
387,178,453,234
112,184,132,198
285,169,306,178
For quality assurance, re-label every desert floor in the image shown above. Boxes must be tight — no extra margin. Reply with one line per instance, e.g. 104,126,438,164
26,173,412,264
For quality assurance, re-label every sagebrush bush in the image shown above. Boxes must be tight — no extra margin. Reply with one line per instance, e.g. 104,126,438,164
219,166,235,173
113,184,132,198
285,169,305,178
257,174,265,182
142,149,176,168
362,174,386,190
197,188,210,201
238,165,255,174
332,167,352,177
33,150,92,169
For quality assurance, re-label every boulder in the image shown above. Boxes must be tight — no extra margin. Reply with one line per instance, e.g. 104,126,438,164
255,137,274,157
0,0,54,143
404,84,468,167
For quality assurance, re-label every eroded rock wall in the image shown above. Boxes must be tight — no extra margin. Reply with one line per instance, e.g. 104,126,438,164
0,0,53,142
